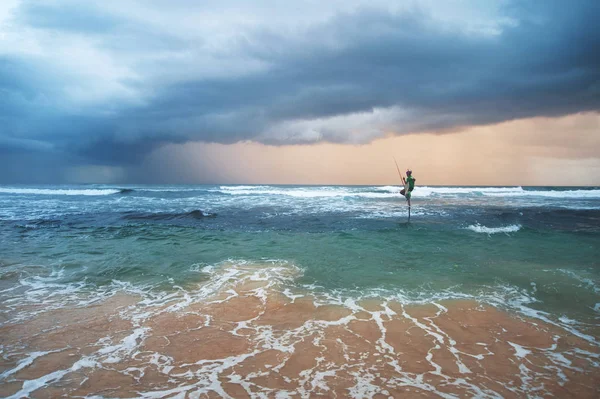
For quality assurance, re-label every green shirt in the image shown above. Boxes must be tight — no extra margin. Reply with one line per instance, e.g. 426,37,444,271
406,176,415,191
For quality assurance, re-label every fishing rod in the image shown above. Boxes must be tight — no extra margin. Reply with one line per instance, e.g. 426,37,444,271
393,157,405,184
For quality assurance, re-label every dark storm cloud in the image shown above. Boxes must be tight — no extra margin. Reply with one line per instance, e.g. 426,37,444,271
0,0,599,177
119,2,598,143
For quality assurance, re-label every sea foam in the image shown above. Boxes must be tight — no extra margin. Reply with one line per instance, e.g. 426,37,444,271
466,224,522,234
0,188,120,196
415,186,600,199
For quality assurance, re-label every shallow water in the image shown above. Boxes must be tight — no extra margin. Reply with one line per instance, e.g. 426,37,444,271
1,184,599,397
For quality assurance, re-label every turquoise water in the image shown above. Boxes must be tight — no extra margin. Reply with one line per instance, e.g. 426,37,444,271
1,184,599,328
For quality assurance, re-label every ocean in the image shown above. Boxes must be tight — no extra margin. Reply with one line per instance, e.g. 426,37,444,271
1,184,599,398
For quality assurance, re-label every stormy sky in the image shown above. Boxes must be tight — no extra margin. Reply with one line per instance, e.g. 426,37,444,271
0,0,599,184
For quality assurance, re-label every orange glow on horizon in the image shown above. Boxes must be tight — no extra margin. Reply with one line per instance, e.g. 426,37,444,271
143,113,600,186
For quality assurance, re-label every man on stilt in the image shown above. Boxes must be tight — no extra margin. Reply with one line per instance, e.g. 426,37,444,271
393,158,416,219
400,170,415,207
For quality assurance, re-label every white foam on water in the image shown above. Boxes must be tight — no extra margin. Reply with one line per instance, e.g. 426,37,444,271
417,186,524,197
2,184,599,226
219,185,273,191
311,282,599,353
2,260,599,398
558,269,600,294
374,185,401,193
530,282,537,294
0,268,119,324
0,349,65,379
415,186,600,199
217,185,404,199
354,192,399,199
347,371,385,398
221,188,356,198
147,353,175,375
5,356,100,399
466,224,521,234
480,284,598,345
556,204,600,210
0,188,120,196
122,187,205,192
486,189,600,199
97,327,149,361
5,184,593,201
218,185,578,201
508,342,532,358
5,369,72,399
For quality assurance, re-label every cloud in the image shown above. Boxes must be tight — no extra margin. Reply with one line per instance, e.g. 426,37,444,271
0,0,598,180
15,2,122,34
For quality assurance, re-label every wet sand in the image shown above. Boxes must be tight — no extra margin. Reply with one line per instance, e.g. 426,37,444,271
1,264,599,398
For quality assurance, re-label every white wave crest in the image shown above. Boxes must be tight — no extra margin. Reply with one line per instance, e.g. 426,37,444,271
221,188,351,198
466,224,522,234
217,185,600,201
0,188,120,196
219,185,273,191
373,186,401,193
219,186,403,199
417,186,600,199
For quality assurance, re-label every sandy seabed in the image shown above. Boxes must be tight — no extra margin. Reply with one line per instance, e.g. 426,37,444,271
1,263,599,398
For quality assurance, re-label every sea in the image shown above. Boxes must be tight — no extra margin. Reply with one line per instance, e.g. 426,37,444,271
0,184,599,398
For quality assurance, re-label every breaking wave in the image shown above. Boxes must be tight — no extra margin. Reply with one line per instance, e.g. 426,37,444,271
466,224,522,234
415,186,600,199
0,188,120,196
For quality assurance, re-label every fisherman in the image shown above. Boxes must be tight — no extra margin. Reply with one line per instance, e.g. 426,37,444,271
400,170,416,207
